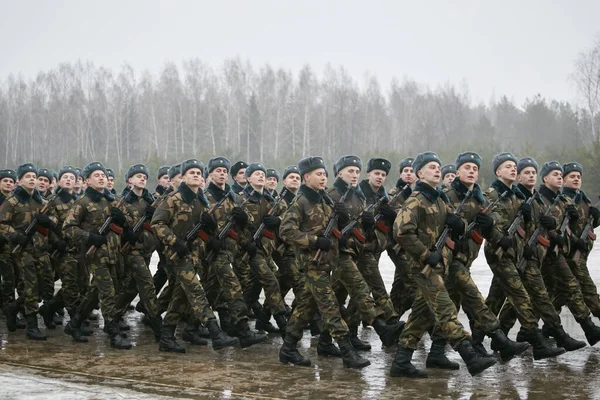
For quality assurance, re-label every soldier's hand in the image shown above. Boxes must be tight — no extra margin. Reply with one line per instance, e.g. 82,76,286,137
201,212,218,234
333,203,350,226
574,238,587,252
566,204,579,221
263,215,280,229
550,234,565,248
590,206,600,221
145,205,156,219
445,213,464,233
539,215,556,230
87,233,107,247
173,240,190,258
378,203,397,222
523,245,535,260
110,207,126,227
424,252,442,268
361,211,375,230
123,228,140,245
315,235,332,251
244,241,257,258
206,238,222,253
520,202,532,222
0,236,7,247
13,233,28,247
55,239,68,252
475,212,494,233
498,236,512,251
36,213,54,229
231,207,249,227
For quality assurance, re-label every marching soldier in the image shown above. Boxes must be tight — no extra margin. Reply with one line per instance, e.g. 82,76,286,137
0,169,17,306
230,161,248,195
106,168,117,195
37,168,54,198
440,164,456,190
265,168,280,197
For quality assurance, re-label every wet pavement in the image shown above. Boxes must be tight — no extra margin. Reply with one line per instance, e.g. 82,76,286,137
1,247,600,399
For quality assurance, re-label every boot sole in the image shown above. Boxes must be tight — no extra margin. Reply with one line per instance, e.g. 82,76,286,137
499,343,530,362
467,358,497,376
213,338,240,350
159,346,186,353
560,342,586,351
425,361,460,370
533,348,566,360
239,335,267,349
279,358,311,367
317,349,342,358
183,337,209,346
343,360,371,369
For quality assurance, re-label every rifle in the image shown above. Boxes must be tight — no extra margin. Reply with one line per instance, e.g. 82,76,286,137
554,191,577,254
85,188,132,258
242,188,288,262
204,190,255,262
340,192,388,244
120,189,171,255
12,188,62,254
374,184,408,235
421,190,471,279
461,191,509,243
495,194,534,259
572,196,600,263
313,187,353,263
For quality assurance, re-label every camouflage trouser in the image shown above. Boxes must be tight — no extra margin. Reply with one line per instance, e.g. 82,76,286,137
204,252,248,324
38,254,55,302
52,251,82,310
495,255,562,332
76,260,119,323
238,248,286,315
0,249,17,304
332,253,380,328
485,251,538,331
446,260,501,334
163,258,216,326
356,251,397,321
76,253,90,299
398,268,470,350
388,249,417,317
114,253,159,318
542,253,591,321
567,251,600,318
286,260,348,341
157,258,176,315
153,250,169,295
274,249,305,307
12,251,48,315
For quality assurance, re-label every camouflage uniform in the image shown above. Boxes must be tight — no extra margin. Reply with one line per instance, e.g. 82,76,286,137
0,191,19,304
151,185,170,295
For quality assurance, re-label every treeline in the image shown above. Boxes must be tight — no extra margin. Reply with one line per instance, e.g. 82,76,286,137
1,58,599,191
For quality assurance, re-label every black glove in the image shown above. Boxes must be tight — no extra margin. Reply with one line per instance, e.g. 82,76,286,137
498,236,512,251
520,202,532,223
173,240,190,258
244,241,257,258
446,213,465,233
123,228,140,245
201,212,218,234
523,245,535,260
110,207,126,227
206,237,222,253
573,238,587,252
0,236,7,247
539,215,556,230
36,213,54,229
424,252,442,268
145,205,156,219
55,239,68,252
565,204,579,221
231,207,248,227
550,234,566,248
263,215,280,229
590,206,600,221
361,211,375,230
87,233,107,247
13,233,28,247
315,235,332,251
475,212,494,236
378,203,397,222
334,202,350,226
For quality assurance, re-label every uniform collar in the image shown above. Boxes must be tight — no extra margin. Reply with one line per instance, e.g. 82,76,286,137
414,180,448,204
452,179,485,204
14,186,44,204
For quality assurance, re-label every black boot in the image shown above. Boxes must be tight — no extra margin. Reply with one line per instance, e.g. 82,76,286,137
426,340,459,370
159,324,186,353
273,313,288,338
235,319,268,348
135,301,146,314
490,329,530,362
25,314,47,340
579,317,600,346
64,311,88,342
206,319,239,350
182,322,209,346
106,320,132,350
309,312,322,336
390,347,428,378
541,323,552,338
217,309,235,337
39,302,56,329
456,340,497,376
279,336,311,366
3,303,17,332
15,313,27,329
80,319,94,336
253,303,279,333
471,328,493,357
53,312,63,326
551,325,586,351
117,317,130,331
338,335,371,369
147,315,163,342
317,333,341,357
372,317,401,348
523,329,566,360
348,326,371,351
197,323,210,338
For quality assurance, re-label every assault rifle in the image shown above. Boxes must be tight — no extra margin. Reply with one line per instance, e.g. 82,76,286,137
461,191,508,243
495,194,535,259
85,188,132,258
313,188,353,263
572,196,600,263
554,191,577,254
340,192,388,244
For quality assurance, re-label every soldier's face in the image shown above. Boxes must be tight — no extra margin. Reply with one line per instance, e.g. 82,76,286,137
37,176,49,191
248,171,265,189
283,173,301,191
183,168,202,188
417,162,440,186
171,174,182,190
59,173,76,190
265,177,278,190
210,167,228,186
543,170,563,192
128,173,147,190
234,168,247,184
400,167,415,184
107,177,114,189
457,163,479,186
368,170,386,189
75,176,83,190
20,172,37,190
0,177,15,193
442,173,455,187
496,161,517,183
158,174,170,188
517,167,537,189
49,178,56,191
304,169,327,191
86,170,107,191
563,172,581,190
339,166,360,187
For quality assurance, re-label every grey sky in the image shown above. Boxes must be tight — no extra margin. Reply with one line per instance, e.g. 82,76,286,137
1,0,598,106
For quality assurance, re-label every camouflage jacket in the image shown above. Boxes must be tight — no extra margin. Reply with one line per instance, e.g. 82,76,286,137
279,184,338,267
536,185,572,256
517,184,558,263
562,187,599,253
282,188,297,206
388,178,412,212
240,185,284,256
46,188,77,250
231,181,246,196
151,182,209,262
394,181,460,268
152,184,168,199
63,187,122,264
205,182,245,260
0,186,49,256
121,187,159,258
358,179,389,252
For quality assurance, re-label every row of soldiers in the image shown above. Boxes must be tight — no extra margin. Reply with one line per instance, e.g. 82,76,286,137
0,150,598,379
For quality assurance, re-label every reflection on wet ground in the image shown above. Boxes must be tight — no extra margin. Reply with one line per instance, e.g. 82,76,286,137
1,247,599,399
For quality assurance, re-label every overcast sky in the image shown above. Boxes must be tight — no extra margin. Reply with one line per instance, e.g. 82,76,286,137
1,0,598,106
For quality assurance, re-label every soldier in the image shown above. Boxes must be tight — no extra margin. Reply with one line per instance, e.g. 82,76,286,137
62,162,131,348
390,152,496,378
151,159,238,353
230,161,248,195
154,166,171,197
106,168,117,195
561,162,600,318
168,164,182,191
73,169,83,197
440,164,456,190
203,157,267,348
37,168,54,198
278,156,370,369
0,163,54,340
265,168,280,197
0,169,17,306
